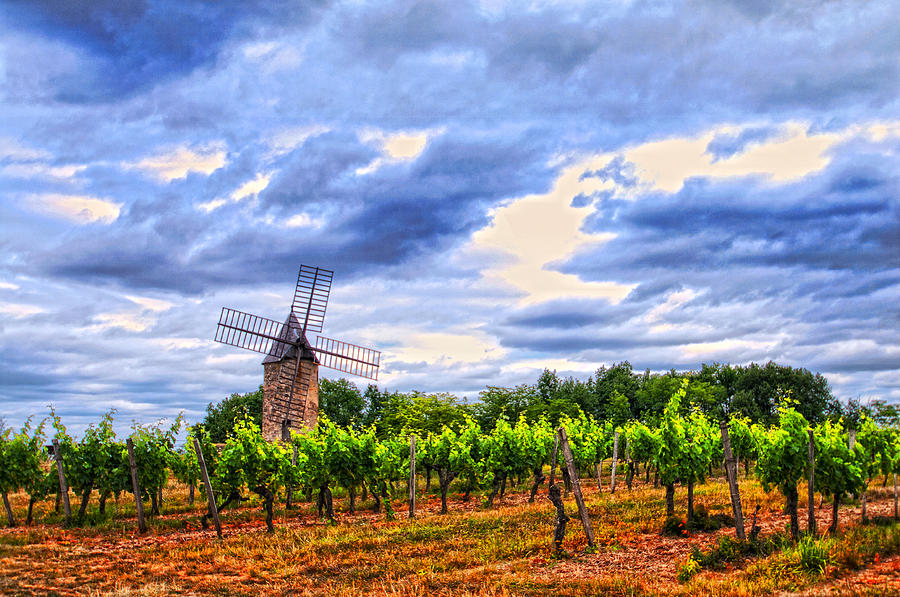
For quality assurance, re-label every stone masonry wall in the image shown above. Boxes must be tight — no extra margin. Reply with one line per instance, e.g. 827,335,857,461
261,358,319,442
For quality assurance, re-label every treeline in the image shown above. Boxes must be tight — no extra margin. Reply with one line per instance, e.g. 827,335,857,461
202,361,883,442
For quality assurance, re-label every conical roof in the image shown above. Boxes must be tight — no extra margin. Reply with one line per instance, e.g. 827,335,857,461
262,312,319,364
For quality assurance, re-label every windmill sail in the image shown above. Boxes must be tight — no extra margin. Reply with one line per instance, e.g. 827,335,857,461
291,265,333,334
314,335,380,380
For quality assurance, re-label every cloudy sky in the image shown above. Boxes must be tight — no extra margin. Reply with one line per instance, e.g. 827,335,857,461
1,0,898,435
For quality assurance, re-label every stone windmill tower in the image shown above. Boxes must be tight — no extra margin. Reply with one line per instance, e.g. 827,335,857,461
215,265,381,441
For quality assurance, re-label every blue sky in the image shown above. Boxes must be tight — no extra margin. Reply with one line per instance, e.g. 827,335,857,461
1,0,898,435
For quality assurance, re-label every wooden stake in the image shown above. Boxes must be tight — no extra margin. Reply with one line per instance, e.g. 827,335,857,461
548,434,559,487
625,435,633,490
52,439,71,525
193,437,221,539
126,438,147,533
807,428,816,535
594,462,602,492
893,473,898,520
719,422,745,540
557,428,595,548
610,431,619,494
408,435,416,519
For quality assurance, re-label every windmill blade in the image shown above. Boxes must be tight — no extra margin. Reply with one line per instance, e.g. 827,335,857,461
313,335,381,380
291,265,333,334
214,307,296,357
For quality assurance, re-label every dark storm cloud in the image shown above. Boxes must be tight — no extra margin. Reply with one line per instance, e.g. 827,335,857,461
5,0,326,101
2,0,899,431
31,125,557,293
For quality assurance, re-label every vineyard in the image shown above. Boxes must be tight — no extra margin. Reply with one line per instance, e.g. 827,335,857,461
3,382,900,595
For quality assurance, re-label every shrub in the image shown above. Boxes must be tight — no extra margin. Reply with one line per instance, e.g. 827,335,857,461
677,555,701,583
662,515,688,537
796,535,833,575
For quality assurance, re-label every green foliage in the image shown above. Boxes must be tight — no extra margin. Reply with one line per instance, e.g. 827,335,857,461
756,402,810,496
202,386,263,442
813,420,863,500
472,385,535,432
657,380,690,486
796,535,833,575
379,391,470,437
318,378,365,428
219,416,293,495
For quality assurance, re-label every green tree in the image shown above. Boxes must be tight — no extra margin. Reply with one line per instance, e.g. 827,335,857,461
472,385,535,432
202,386,263,442
318,378,365,428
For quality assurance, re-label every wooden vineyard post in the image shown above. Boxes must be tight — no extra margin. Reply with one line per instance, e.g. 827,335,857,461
193,437,222,539
408,435,416,519
719,422,745,540
126,438,147,533
548,434,560,487
52,439,72,525
625,435,633,491
807,429,816,535
610,431,619,494
557,428,595,548
286,444,298,509
595,461,602,492
893,473,898,520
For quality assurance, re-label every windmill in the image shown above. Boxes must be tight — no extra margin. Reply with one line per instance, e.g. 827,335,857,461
214,265,380,441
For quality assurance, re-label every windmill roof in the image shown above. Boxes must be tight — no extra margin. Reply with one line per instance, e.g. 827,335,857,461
262,312,319,365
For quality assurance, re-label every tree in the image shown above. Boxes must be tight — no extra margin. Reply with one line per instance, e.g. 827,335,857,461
202,386,263,442
318,378,365,428
362,384,387,429
594,362,639,420
472,385,535,432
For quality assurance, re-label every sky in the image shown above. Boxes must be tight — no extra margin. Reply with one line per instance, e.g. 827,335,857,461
1,0,898,436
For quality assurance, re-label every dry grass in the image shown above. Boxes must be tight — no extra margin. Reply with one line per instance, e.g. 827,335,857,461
1,470,898,596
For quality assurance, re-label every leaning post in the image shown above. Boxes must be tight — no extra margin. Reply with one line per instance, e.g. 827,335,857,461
52,439,72,525
557,427,595,548
126,438,147,533
719,421,746,540
193,437,222,539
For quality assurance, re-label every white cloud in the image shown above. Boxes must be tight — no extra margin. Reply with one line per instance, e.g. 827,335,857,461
644,288,702,324
472,154,634,305
1,163,86,179
89,312,154,333
386,330,506,366
126,295,174,312
623,120,900,194
29,193,121,224
266,125,330,157
126,144,226,181
0,137,49,161
0,302,43,318
356,128,441,175
0,282,20,290
282,212,323,228
197,172,273,213
681,338,778,357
